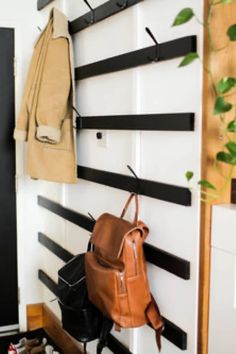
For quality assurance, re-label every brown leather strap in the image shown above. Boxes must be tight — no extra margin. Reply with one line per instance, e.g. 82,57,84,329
120,193,139,225
146,295,164,352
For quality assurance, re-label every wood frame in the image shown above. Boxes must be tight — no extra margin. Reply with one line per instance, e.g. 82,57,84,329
198,2,236,354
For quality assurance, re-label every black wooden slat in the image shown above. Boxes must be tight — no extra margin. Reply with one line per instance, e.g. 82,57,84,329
77,166,191,206
75,36,196,80
38,233,73,263
162,317,187,350
38,230,190,281
107,334,133,354
69,0,144,34
38,270,187,350
37,0,54,10
144,243,190,280
77,113,195,131
38,196,94,232
37,196,190,280
38,269,58,296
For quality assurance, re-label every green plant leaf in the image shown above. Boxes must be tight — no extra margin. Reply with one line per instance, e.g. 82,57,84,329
172,8,194,26
185,171,194,181
178,52,199,67
214,97,233,115
226,142,236,156
198,179,216,190
221,0,236,3
227,24,236,41
227,120,236,132
216,77,236,94
217,151,236,165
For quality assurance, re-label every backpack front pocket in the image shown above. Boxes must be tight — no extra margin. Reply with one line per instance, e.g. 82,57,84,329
85,252,123,321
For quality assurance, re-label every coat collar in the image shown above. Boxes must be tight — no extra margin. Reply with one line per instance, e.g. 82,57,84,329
51,7,70,39
35,7,69,47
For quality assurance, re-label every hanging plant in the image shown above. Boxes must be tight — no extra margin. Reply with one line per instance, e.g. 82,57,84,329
172,1,236,203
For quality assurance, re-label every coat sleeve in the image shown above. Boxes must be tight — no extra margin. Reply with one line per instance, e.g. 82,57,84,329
13,102,29,141
13,53,37,141
35,36,71,144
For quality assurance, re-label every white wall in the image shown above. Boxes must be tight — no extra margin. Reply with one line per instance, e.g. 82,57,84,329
0,0,65,331
209,205,236,354
13,0,203,353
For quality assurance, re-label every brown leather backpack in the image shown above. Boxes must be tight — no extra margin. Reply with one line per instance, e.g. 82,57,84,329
85,193,164,351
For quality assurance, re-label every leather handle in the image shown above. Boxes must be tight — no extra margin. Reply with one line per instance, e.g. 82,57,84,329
120,193,139,225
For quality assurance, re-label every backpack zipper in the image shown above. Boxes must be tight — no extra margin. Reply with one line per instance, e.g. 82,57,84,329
119,272,125,293
59,275,86,287
132,241,138,276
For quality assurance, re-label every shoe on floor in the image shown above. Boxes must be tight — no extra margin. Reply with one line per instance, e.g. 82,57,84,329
9,337,41,354
30,338,47,354
45,345,54,354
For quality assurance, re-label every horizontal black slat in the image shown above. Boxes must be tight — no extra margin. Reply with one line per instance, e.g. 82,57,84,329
38,196,94,232
144,243,190,280
162,317,187,350
38,269,58,296
69,0,144,34
38,196,190,280
77,166,191,206
37,0,54,10
77,113,195,131
38,270,187,350
38,233,73,263
75,36,196,80
107,334,132,354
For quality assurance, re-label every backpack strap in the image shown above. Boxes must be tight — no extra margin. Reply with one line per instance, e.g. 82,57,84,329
83,343,87,354
120,193,139,225
146,295,165,352
96,317,113,354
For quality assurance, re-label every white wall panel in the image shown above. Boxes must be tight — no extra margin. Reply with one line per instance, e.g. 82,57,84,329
65,0,202,353
23,0,204,353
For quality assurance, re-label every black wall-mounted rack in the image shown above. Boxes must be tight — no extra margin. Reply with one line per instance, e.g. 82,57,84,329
75,36,196,80
38,269,187,350
69,0,144,34
38,196,190,280
77,166,191,206
77,113,195,131
37,0,54,10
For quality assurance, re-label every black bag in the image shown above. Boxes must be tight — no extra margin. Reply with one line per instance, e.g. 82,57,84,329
58,244,113,354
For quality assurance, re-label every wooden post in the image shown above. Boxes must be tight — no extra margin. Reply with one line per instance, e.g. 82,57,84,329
199,2,236,354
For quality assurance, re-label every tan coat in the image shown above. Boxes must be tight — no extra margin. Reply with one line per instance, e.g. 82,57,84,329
14,8,77,184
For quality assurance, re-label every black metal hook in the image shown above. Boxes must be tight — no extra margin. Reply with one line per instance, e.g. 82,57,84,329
72,106,81,130
145,27,159,63
116,0,128,9
88,212,96,222
127,165,140,194
72,105,81,117
83,0,95,25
